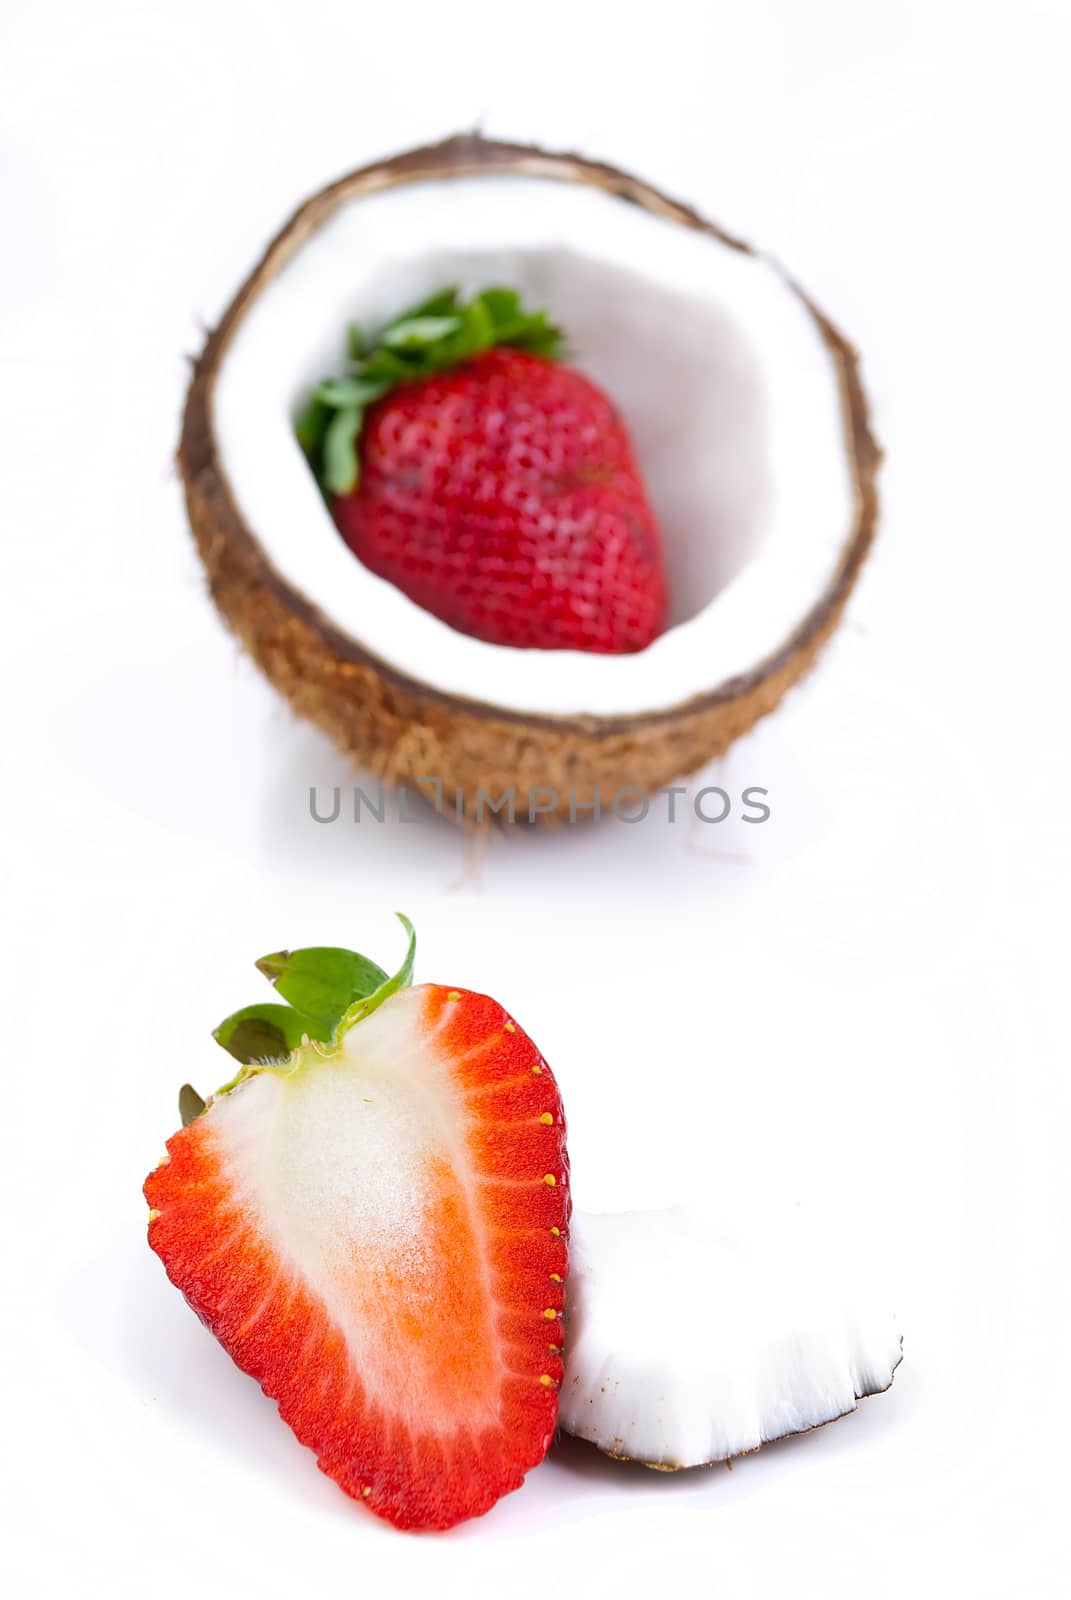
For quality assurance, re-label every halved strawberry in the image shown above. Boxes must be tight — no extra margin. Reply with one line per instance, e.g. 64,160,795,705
144,919,570,1531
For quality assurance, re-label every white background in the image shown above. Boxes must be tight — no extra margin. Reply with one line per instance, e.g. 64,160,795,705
2,1,1069,1595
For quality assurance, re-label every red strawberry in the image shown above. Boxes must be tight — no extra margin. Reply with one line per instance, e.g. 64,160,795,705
298,288,668,654
144,923,570,1531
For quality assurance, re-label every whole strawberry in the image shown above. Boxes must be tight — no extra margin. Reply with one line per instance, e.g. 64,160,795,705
297,288,668,653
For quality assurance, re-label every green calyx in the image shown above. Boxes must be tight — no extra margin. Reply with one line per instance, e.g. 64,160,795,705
295,285,564,496
179,916,416,1121
216,914,416,1063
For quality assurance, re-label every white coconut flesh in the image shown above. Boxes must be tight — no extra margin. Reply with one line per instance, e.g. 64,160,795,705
213,175,858,719
561,1207,901,1468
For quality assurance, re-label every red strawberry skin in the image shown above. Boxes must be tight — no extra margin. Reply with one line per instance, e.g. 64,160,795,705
332,348,667,654
144,984,570,1531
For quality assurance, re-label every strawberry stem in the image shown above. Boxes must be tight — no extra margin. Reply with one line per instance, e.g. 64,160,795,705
295,286,564,495
338,914,416,1036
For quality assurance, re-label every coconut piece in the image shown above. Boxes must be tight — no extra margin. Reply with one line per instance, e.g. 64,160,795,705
560,1206,901,1469
181,133,880,822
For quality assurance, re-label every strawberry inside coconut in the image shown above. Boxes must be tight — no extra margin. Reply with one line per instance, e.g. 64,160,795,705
296,287,668,654
188,142,878,817
144,918,570,1532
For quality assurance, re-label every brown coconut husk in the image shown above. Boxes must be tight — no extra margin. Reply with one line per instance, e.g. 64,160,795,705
179,133,880,825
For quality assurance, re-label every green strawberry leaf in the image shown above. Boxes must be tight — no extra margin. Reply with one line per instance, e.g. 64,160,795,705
346,323,365,361
178,1083,206,1125
458,295,495,355
297,285,564,496
480,286,522,328
295,394,332,459
382,314,464,349
315,377,391,408
389,285,461,323
506,309,565,357
357,346,418,382
255,946,389,1030
213,1002,331,1065
322,404,363,494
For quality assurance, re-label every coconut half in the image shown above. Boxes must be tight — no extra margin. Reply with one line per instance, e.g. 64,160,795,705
561,1207,901,1469
181,134,879,820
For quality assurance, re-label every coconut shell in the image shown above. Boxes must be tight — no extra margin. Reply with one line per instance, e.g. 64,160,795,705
179,133,880,824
